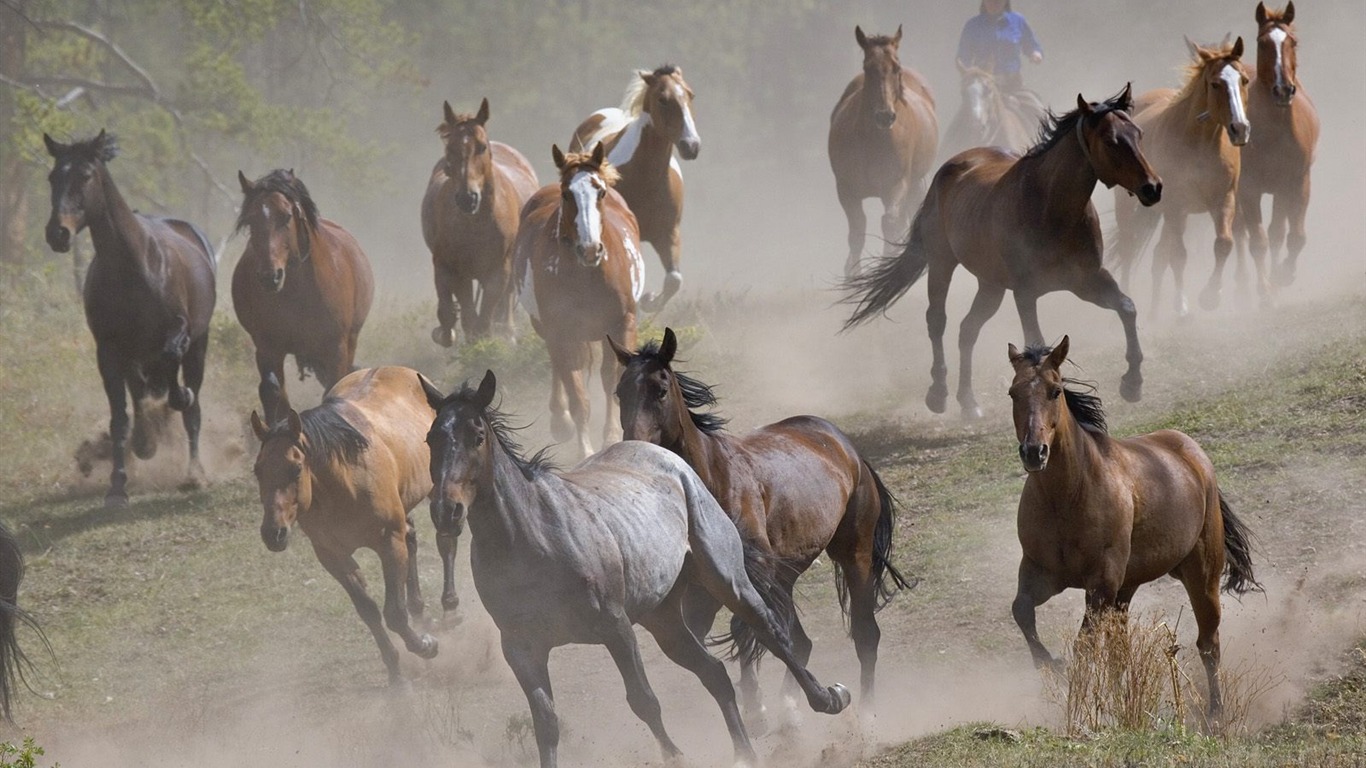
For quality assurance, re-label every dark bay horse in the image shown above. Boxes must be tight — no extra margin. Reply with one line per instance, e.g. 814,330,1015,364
1006,337,1261,716
422,98,539,347
828,25,938,276
1237,2,1319,289
0,521,50,722
515,144,643,459
234,169,374,425
251,367,441,685
610,328,911,721
941,64,1035,159
44,131,216,507
843,87,1162,418
421,370,850,768
569,65,698,311
1111,39,1252,314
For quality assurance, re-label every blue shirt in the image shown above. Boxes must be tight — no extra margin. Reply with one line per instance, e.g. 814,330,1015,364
956,12,1042,76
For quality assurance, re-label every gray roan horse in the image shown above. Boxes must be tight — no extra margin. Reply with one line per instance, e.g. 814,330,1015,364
421,371,851,768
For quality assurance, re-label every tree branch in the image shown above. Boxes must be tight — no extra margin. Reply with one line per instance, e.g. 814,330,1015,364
34,20,160,98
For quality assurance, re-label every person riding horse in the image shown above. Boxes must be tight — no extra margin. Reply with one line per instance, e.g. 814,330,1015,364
956,0,1047,128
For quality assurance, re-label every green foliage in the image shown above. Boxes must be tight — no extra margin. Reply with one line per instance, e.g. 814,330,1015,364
0,738,58,768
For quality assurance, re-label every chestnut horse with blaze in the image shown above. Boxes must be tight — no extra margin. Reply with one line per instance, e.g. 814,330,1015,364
516,144,643,460
234,169,373,424
610,328,912,721
423,98,539,347
829,25,938,276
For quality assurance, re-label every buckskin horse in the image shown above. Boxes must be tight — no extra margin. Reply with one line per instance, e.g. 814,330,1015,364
829,25,938,276
44,131,216,507
421,370,850,768
423,98,539,347
569,65,698,311
234,169,374,424
844,87,1161,418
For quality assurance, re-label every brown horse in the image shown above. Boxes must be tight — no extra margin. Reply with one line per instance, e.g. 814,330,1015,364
250,366,441,685
43,131,217,507
1237,2,1319,289
569,65,698,311
609,328,912,722
1006,337,1261,716
1111,38,1252,314
941,64,1036,159
516,144,643,460
423,98,540,347
234,169,374,425
829,25,938,277
844,87,1162,418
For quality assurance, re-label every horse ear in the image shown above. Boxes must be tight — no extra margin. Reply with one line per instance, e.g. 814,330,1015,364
250,411,269,442
551,144,567,170
1045,336,1070,369
474,370,497,411
476,97,490,125
42,133,64,157
238,170,253,195
1184,35,1201,60
955,58,968,75
419,374,446,412
285,409,303,441
1283,1,1294,24
659,327,678,365
1008,343,1024,366
893,24,903,48
1255,1,1268,25
1231,36,1245,60
855,25,868,50
1076,94,1090,113
1119,82,1134,112
590,141,606,167
443,100,457,125
606,335,634,367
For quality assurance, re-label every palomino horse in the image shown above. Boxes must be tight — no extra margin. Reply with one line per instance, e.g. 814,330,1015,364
828,25,938,276
610,328,912,722
844,87,1162,418
941,64,1036,159
421,370,850,768
423,98,539,347
251,367,440,685
1006,337,1261,716
515,144,643,459
0,521,51,722
1237,2,1319,289
1111,38,1252,314
44,131,216,507
569,65,698,311
234,169,374,424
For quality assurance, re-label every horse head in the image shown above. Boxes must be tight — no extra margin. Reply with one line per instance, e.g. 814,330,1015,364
957,63,999,137
856,25,905,129
610,327,686,445
551,143,620,267
421,370,497,537
1186,36,1252,146
439,98,494,214
1075,85,1163,206
639,65,700,160
43,130,118,253
250,408,313,552
236,169,319,293
1007,336,1072,473
1255,1,1299,106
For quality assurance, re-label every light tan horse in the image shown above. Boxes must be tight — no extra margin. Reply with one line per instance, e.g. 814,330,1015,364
251,366,442,685
1111,38,1252,315
828,25,938,276
1237,2,1319,291
570,65,698,311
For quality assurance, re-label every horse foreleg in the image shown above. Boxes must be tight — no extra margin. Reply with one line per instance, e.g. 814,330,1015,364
600,614,684,762
501,639,560,768
952,285,1006,420
599,330,631,448
1072,270,1144,402
1012,556,1063,671
1155,216,1188,318
314,546,404,685
838,187,868,278
1237,189,1273,307
1276,176,1310,287
377,526,439,661
1199,195,1237,311
431,261,459,348
96,344,131,508
403,509,425,622
255,348,289,425
162,315,194,412
179,335,208,488
640,230,683,312
453,275,485,340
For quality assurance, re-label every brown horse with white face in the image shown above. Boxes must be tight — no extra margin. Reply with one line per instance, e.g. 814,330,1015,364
516,144,643,460
1111,38,1252,314
569,65,698,311
234,169,374,425
44,131,217,507
1237,2,1319,290
829,25,938,276
251,366,441,685
1006,337,1261,717
423,98,539,348
844,87,1161,418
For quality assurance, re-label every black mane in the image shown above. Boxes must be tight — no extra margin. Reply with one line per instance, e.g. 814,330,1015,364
1019,344,1108,434
267,399,371,468
651,63,680,78
235,169,321,234
445,384,557,479
1023,87,1133,160
632,338,728,435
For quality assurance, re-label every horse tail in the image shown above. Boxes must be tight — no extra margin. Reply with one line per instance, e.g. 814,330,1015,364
715,539,794,667
0,521,51,722
1219,491,1263,596
1105,197,1160,273
840,206,930,330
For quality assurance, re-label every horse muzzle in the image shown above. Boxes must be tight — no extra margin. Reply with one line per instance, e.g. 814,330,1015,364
261,524,290,552
1227,121,1251,147
1137,181,1163,207
1019,442,1049,473
676,138,700,160
46,222,72,253
575,242,606,267
1272,84,1296,107
430,499,467,537
456,190,481,215
258,268,286,292
874,110,897,129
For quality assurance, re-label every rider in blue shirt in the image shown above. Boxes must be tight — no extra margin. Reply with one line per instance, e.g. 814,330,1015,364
956,0,1044,93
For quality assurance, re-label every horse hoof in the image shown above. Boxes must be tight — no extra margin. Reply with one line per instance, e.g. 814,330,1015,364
431,326,455,348
1199,288,1221,312
1273,265,1296,287
961,404,984,421
639,292,663,313
824,684,852,714
415,634,439,660
131,432,157,461
1120,373,1143,403
741,704,770,737
168,387,194,412
104,491,129,509
925,384,948,414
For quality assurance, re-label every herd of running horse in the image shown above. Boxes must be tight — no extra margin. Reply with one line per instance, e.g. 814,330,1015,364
2,3,1315,765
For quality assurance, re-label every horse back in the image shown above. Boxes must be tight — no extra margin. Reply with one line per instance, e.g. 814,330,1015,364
569,109,627,154
321,366,436,511
315,218,376,323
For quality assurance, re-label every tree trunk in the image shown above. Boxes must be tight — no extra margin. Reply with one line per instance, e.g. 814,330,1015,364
0,1,30,267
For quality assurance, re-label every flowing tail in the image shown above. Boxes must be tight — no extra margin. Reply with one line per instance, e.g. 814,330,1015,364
833,461,917,625
0,522,52,722
1219,492,1263,596
840,210,930,330
715,539,795,667
1105,194,1161,280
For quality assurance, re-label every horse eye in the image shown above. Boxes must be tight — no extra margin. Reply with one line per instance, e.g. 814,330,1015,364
1049,388,1063,400
597,188,606,199
655,387,668,401
562,190,572,202
475,144,487,155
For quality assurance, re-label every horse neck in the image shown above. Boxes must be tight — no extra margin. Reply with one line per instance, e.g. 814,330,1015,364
1014,130,1098,221
666,406,727,492
1170,84,1228,145
467,440,542,549
87,164,150,265
1033,404,1101,497
621,114,674,174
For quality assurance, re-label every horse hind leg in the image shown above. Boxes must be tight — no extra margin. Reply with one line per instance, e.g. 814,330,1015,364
179,334,208,488
600,613,684,763
1174,555,1225,718
163,315,195,412
954,284,1007,419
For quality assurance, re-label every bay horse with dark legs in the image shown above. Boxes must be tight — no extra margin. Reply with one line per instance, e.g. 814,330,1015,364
421,370,850,768
941,64,1035,159
1237,2,1319,290
515,144,643,460
423,98,539,347
843,87,1162,418
1006,337,1261,717
609,328,912,724
251,367,441,685
43,131,216,507
234,169,374,425
1110,38,1252,314
829,25,938,277
569,65,698,311
0,521,52,722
